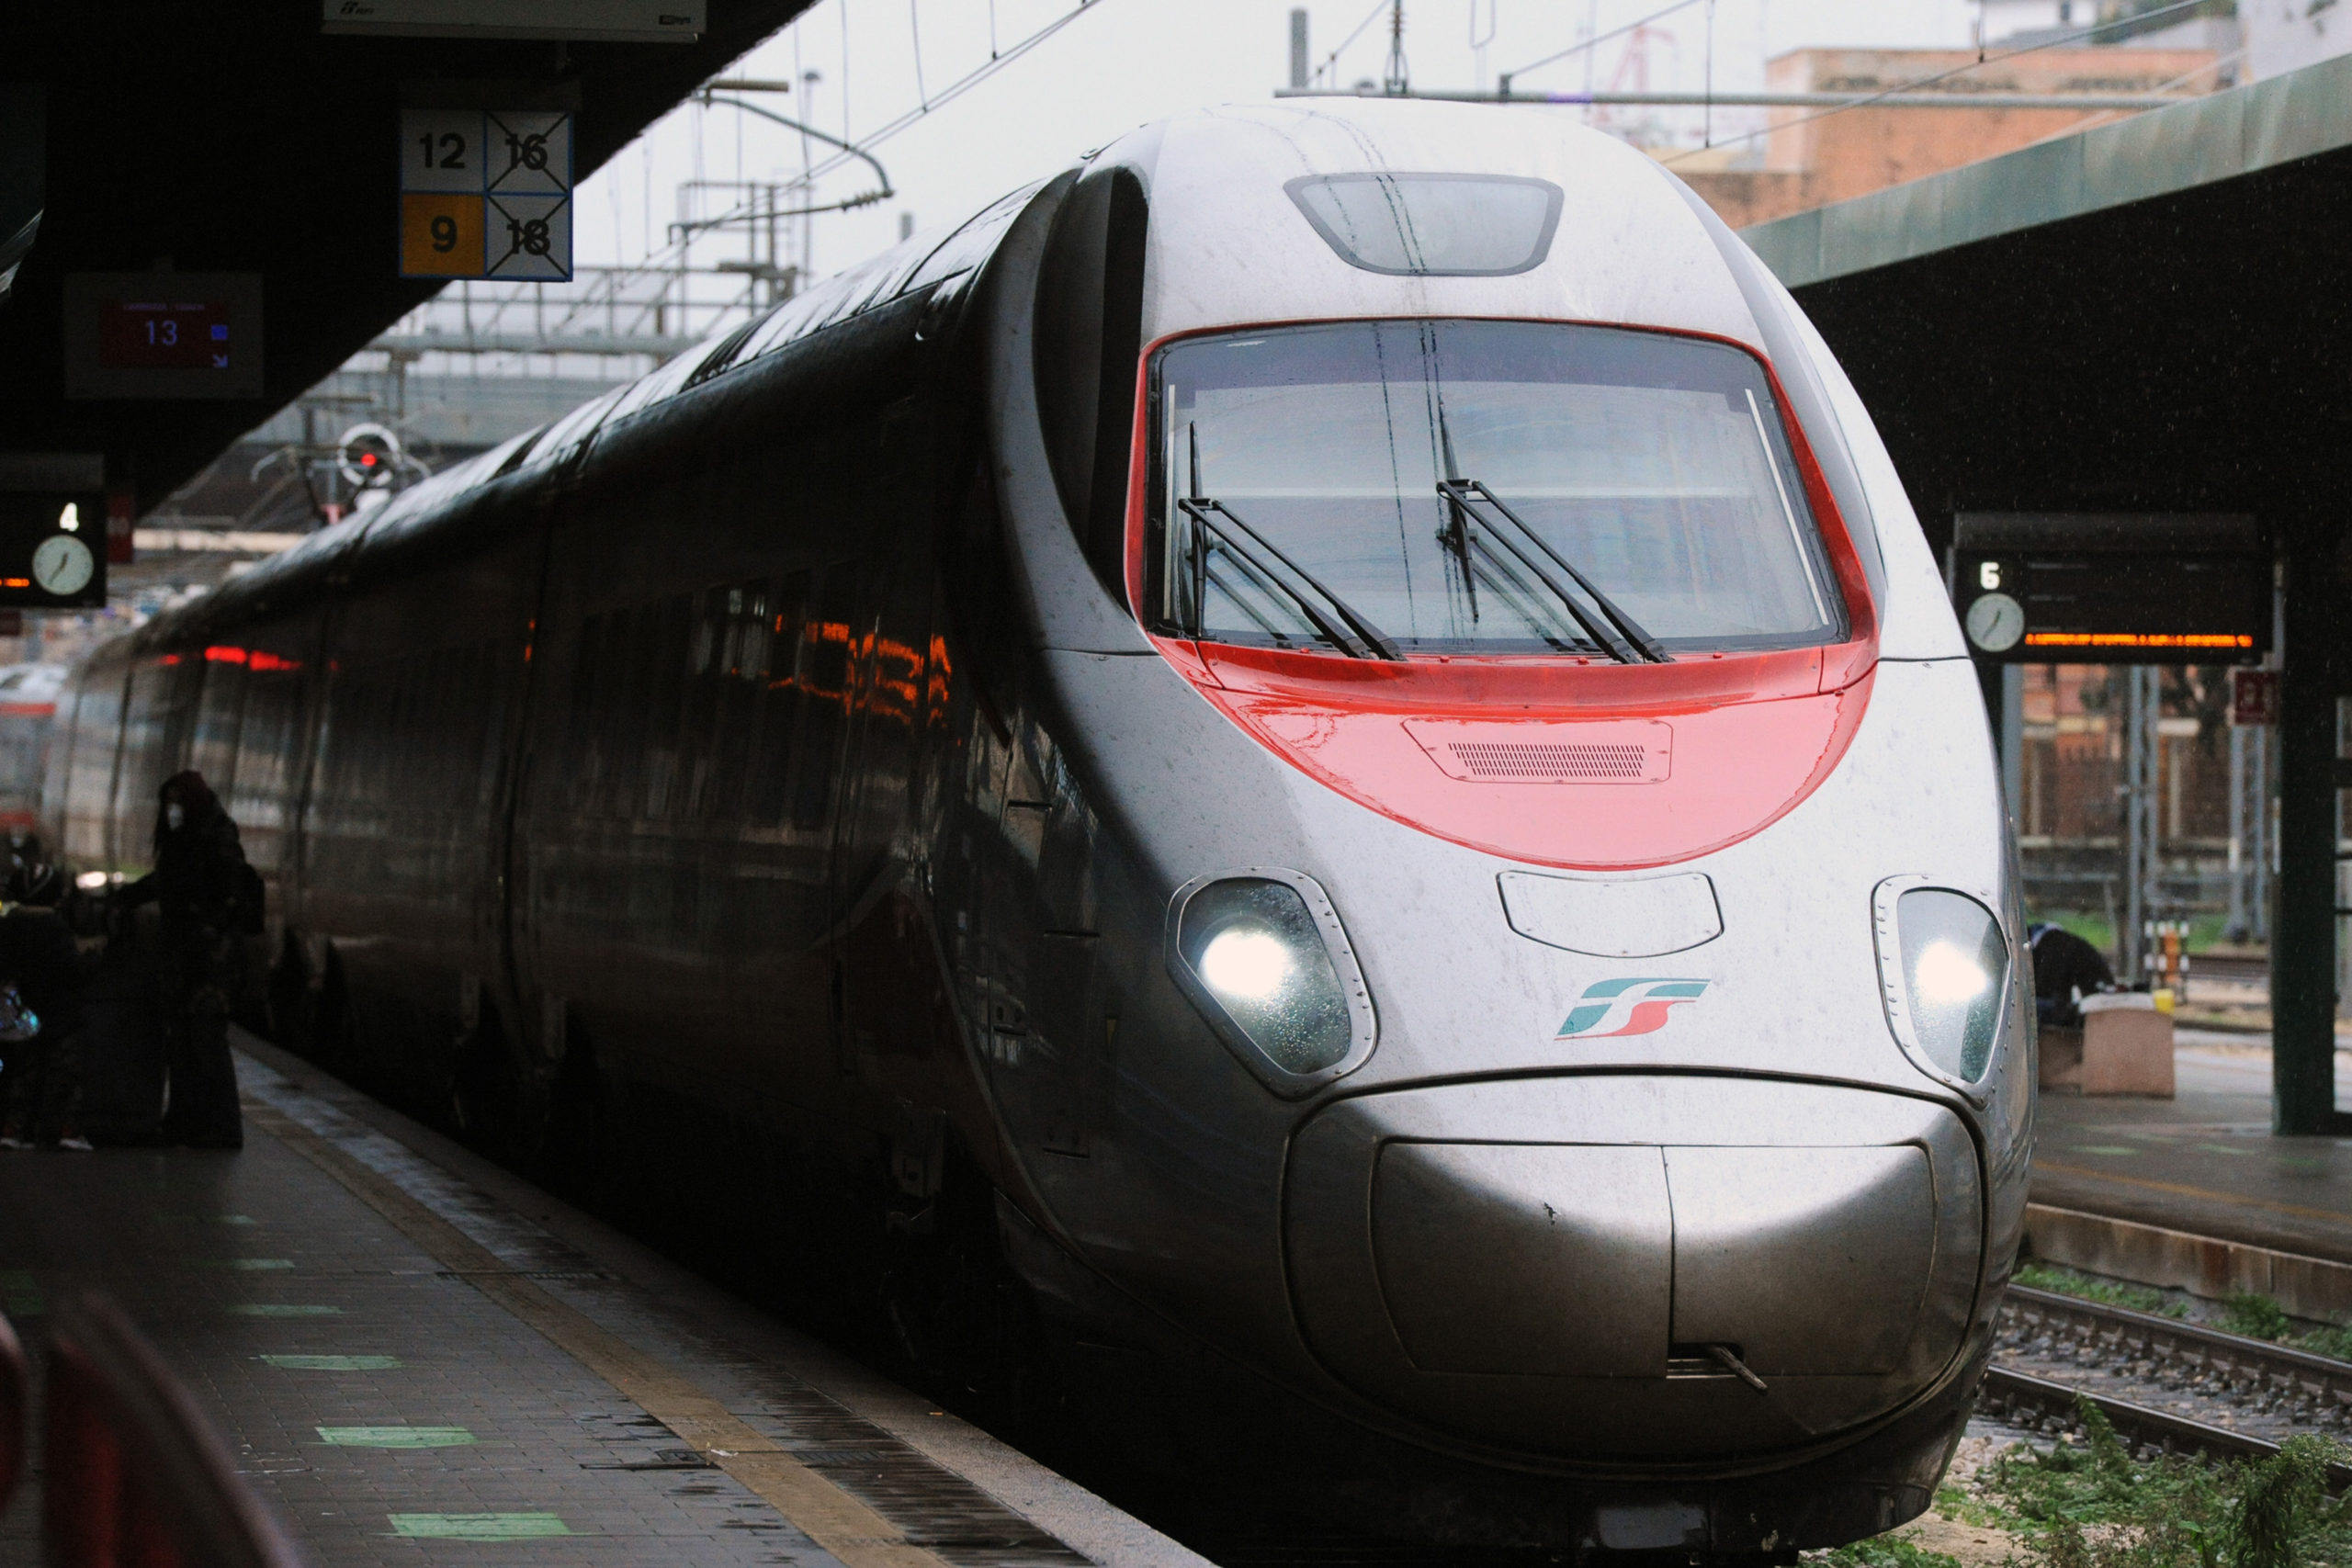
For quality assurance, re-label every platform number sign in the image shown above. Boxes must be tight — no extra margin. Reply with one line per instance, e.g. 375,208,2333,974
399,108,572,280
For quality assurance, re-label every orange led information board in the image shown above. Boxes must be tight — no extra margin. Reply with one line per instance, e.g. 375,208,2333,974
1950,513,2267,665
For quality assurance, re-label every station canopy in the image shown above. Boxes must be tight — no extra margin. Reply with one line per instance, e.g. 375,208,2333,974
0,4,815,515
1743,51,2352,564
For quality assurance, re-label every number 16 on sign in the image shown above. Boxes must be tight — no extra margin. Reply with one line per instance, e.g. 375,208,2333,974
398,108,572,280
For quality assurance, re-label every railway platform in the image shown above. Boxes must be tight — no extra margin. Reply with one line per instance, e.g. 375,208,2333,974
2028,1032,2352,1319
0,1031,1205,1568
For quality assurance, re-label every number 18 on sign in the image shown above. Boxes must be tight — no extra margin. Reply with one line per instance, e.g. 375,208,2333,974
399,108,572,280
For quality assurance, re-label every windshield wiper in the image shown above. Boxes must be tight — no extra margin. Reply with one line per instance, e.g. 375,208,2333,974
1436,478,1669,664
1181,426,1402,661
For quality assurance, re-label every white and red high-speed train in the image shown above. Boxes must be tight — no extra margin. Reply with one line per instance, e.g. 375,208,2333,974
47,101,2030,1560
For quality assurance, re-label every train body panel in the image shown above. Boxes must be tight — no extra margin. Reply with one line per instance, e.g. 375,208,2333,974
44,99,2025,1556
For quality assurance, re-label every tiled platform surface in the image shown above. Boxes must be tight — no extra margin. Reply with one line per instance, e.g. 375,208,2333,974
2033,1032,2352,1265
0,1032,1204,1568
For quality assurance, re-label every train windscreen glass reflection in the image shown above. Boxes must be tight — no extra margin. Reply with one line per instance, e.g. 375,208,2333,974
1150,321,1847,658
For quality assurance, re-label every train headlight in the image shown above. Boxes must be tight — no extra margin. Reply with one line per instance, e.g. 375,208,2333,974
1873,877,2011,1090
1167,869,1376,1096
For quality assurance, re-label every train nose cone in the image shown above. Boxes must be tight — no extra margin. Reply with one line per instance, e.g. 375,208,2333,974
1285,1077,1982,1459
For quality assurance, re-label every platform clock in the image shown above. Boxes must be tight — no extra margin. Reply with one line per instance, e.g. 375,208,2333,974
31,533,94,598
1963,591,2025,653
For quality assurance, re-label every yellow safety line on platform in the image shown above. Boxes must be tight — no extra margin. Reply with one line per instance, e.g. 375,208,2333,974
2038,1161,2352,1230
244,1104,958,1568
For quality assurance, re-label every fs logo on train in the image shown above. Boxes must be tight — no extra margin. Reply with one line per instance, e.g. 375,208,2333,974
1556,978,1711,1039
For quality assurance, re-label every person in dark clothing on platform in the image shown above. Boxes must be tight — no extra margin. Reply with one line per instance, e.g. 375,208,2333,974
2028,921,2117,1029
117,772,256,1149
0,842,91,1149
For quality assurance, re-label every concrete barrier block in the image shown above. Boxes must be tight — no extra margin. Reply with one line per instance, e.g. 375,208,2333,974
2024,1203,2352,1324
2079,1001,2173,1097
2039,1026,2083,1092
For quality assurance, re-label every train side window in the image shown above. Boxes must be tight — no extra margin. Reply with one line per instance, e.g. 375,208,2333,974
330,662,387,812
382,661,411,807
371,664,407,809
229,653,302,869
748,570,812,824
411,647,453,816
189,657,249,798
316,665,357,810
467,639,509,813
642,592,694,819
605,604,654,819
62,666,124,866
561,613,607,814
791,564,863,832
111,658,188,858
40,680,81,843
685,582,762,821
682,588,729,818
719,582,767,820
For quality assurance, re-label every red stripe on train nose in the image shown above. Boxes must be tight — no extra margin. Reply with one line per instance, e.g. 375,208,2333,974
1586,998,1696,1038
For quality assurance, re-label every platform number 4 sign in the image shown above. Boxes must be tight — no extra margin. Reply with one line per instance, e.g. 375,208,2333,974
399,108,572,281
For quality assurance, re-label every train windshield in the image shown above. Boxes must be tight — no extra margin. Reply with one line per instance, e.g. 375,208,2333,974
1146,320,1848,659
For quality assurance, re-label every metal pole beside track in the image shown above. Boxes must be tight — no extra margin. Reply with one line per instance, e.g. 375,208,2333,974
2272,529,2346,1134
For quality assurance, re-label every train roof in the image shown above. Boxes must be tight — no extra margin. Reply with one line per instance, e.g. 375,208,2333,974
107,99,1805,663
1108,100,1770,355
106,175,1054,661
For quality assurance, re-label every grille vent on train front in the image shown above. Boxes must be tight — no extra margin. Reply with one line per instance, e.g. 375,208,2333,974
1404,720,1672,784
1448,742,1649,781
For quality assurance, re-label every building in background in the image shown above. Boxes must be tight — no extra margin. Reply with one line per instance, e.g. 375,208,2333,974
1678,39,2226,229
2239,0,2352,78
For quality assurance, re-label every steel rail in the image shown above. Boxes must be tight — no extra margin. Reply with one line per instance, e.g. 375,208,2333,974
2003,1284,2352,1413
1986,1283,2352,1489
1980,1367,2352,1492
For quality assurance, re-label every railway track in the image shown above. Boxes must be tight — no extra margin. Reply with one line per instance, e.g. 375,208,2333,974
2183,954,2269,987
1984,1283,2352,1487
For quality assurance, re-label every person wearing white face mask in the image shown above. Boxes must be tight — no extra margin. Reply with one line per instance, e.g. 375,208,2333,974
113,771,261,1149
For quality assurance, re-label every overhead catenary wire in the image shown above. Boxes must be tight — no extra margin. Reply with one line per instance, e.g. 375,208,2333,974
910,0,928,109
1311,0,1395,89
616,0,1113,304
677,91,892,230
1657,0,2223,167
1498,0,1709,95
795,0,1115,184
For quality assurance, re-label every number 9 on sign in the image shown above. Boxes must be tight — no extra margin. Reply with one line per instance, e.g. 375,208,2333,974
400,193,483,278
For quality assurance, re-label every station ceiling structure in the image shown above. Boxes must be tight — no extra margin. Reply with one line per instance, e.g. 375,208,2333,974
1747,54,2352,535
1744,56,2352,1134
0,1,814,514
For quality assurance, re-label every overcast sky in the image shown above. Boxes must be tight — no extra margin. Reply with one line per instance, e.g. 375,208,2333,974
571,0,1977,289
